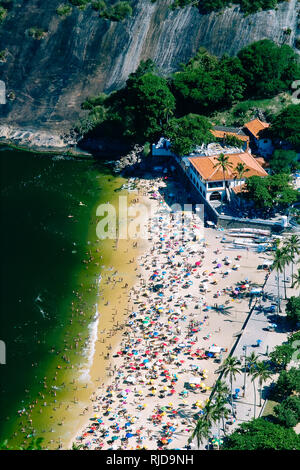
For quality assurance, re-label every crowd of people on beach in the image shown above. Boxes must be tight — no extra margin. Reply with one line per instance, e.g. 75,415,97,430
74,175,266,450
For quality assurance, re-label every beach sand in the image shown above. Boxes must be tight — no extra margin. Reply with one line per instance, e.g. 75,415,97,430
68,174,270,450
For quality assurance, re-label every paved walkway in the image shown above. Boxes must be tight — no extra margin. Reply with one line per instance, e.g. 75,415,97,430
196,255,299,449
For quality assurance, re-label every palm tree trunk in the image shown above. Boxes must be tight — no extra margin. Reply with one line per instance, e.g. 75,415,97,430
283,265,287,300
222,416,226,436
230,375,234,416
277,272,281,314
259,379,263,408
253,380,257,419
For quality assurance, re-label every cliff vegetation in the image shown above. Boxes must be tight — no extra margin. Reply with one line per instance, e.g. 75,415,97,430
78,39,300,155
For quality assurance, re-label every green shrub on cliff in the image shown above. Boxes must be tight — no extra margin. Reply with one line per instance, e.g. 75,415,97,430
27,27,47,40
99,2,133,21
92,0,106,10
57,4,73,16
0,5,7,22
68,0,133,21
69,0,89,6
171,0,283,15
81,93,108,110
0,48,8,62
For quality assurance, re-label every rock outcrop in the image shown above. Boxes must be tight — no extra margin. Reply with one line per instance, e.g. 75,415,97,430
0,0,298,141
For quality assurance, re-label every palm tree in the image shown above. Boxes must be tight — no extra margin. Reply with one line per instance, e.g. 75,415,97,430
292,268,300,290
281,247,293,300
213,380,230,432
213,153,234,184
245,351,259,371
202,400,217,426
234,162,250,182
249,362,272,417
189,416,211,449
243,351,259,395
272,249,286,313
212,395,230,438
284,235,300,282
214,379,230,399
216,356,242,416
213,153,234,204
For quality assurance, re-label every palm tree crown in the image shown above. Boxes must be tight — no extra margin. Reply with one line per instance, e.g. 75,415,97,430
284,235,300,258
272,248,286,274
190,417,211,448
213,153,234,182
292,268,300,289
284,235,300,283
216,356,242,379
249,361,273,410
234,162,250,180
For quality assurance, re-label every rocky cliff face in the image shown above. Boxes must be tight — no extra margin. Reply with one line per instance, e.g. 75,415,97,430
0,0,298,141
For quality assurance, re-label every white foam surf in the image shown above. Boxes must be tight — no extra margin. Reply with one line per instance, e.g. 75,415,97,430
78,274,102,383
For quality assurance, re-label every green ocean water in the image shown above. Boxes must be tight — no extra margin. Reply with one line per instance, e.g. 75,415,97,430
0,148,123,448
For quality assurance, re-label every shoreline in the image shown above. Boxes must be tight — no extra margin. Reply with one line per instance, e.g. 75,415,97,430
66,190,151,449
0,141,93,159
54,187,148,450
0,163,141,450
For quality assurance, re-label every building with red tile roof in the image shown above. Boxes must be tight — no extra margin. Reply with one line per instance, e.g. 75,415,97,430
184,152,267,202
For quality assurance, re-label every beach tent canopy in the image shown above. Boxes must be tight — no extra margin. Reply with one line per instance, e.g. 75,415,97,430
209,346,221,354
126,376,136,383
250,288,262,294
262,260,273,266
188,377,201,385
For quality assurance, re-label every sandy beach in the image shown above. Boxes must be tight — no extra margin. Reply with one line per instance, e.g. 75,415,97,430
66,171,279,450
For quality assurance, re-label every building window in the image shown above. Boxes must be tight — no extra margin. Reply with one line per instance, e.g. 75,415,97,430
210,191,222,201
208,182,224,189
